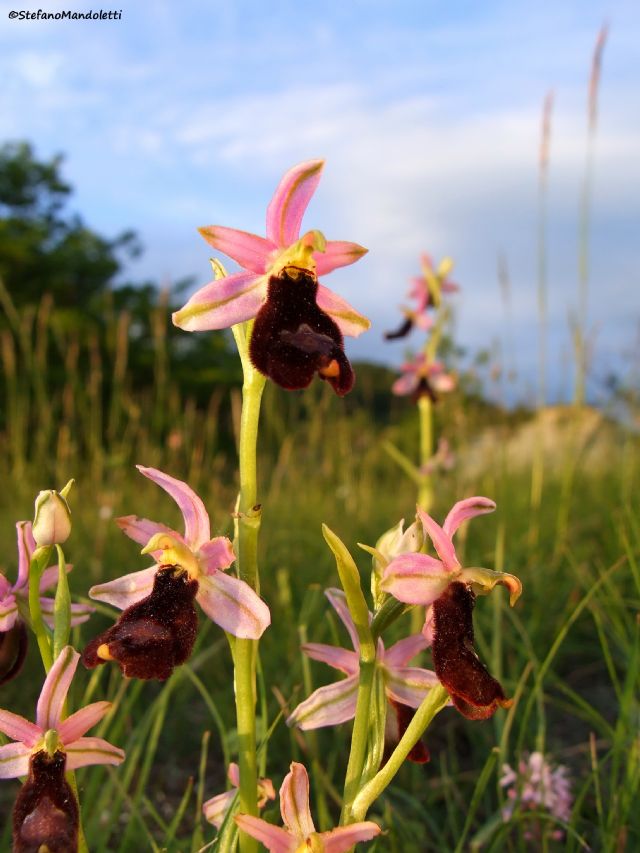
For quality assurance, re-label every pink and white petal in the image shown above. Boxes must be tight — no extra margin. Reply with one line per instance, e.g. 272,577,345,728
301,642,359,676
0,710,41,747
198,537,235,574
0,742,32,779
115,515,180,549
15,521,35,590
324,588,359,651
40,598,94,630
235,815,295,853
280,762,315,838
0,595,18,632
197,572,270,639
39,562,72,592
64,737,125,770
417,508,459,570
88,566,158,610
384,633,429,668
58,702,112,745
137,466,211,548
385,665,441,708
431,373,456,393
172,272,267,332
314,240,368,275
316,284,370,338
321,822,382,852
266,159,324,247
423,605,435,646
203,789,236,829
286,675,359,730
228,762,241,787
36,645,78,731
442,497,497,539
381,554,451,606
391,373,419,397
198,225,275,274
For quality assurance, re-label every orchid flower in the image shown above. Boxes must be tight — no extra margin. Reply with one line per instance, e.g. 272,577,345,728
173,159,369,395
382,498,522,719
236,761,381,852
82,466,270,680
203,762,275,829
391,353,456,402
501,752,572,840
0,646,123,852
385,253,459,340
0,521,93,685
287,588,440,761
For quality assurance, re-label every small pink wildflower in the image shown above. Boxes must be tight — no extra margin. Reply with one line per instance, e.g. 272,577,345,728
236,761,381,852
501,752,572,839
203,763,275,829
385,253,459,340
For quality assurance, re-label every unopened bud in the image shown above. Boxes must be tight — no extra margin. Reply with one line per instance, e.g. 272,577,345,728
32,480,73,546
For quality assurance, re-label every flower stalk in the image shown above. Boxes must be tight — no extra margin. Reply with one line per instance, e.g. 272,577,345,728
350,684,449,822
232,319,266,853
28,545,54,672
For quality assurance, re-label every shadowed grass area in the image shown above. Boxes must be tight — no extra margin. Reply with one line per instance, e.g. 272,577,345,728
0,328,638,852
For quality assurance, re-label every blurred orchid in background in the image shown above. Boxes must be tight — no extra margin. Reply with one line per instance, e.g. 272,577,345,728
82,466,270,680
385,253,459,340
236,761,381,852
173,159,369,395
203,763,275,829
391,353,456,402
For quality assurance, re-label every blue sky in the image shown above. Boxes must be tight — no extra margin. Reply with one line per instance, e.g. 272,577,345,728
2,0,639,402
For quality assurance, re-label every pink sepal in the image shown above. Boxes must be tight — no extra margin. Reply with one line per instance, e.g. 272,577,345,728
65,736,125,770
315,240,368,275
88,566,158,610
382,553,450,606
321,823,382,852
235,815,294,853
280,762,315,837
196,571,270,639
198,537,235,573
384,666,441,708
442,496,496,538
116,515,179,548
301,642,359,676
324,588,359,650
0,742,31,779
384,633,429,668
266,159,324,247
58,701,112,744
0,710,41,748
137,466,210,546
172,272,266,332
316,284,370,338
198,225,274,274
417,508,459,569
36,645,78,731
286,674,359,730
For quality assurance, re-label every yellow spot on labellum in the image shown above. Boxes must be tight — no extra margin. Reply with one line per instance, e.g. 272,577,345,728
97,644,114,661
319,359,340,378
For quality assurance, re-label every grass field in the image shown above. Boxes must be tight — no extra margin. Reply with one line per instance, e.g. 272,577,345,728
0,301,638,852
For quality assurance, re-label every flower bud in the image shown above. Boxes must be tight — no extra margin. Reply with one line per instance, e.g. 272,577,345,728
32,481,73,546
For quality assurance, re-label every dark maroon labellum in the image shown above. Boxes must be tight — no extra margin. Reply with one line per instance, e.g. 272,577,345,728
0,620,28,686
249,266,354,396
412,376,438,404
82,565,199,681
387,698,430,763
13,750,78,853
384,316,414,340
432,581,512,720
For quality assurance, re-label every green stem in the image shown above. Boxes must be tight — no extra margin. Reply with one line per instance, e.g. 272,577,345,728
340,653,377,823
417,395,433,511
53,544,71,659
231,321,266,853
28,545,53,672
350,684,449,822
